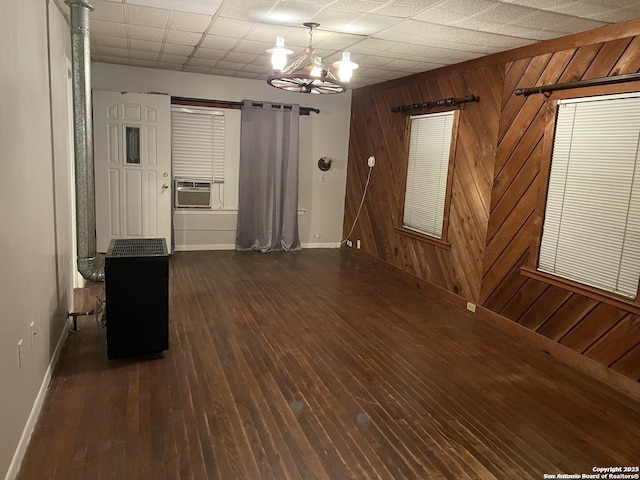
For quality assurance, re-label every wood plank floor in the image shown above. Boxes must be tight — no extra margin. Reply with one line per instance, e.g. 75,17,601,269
18,250,640,480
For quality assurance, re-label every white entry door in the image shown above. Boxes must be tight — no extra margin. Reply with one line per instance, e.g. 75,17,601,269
93,91,171,252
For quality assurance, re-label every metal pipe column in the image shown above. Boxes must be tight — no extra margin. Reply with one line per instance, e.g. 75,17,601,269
65,0,104,282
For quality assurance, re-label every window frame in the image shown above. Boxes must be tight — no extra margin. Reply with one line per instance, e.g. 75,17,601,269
396,108,461,250
522,80,640,313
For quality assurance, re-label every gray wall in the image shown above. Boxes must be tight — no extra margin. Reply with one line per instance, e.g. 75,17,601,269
0,1,74,478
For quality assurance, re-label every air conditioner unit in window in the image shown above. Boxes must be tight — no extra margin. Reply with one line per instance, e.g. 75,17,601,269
174,179,212,208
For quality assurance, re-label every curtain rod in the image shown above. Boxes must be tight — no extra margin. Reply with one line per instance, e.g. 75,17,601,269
515,72,640,96
171,96,320,115
391,95,477,113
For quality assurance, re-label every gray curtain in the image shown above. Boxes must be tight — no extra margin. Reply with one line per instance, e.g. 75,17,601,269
236,100,301,252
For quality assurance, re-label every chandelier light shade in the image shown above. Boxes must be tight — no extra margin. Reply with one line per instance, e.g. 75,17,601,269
267,22,359,95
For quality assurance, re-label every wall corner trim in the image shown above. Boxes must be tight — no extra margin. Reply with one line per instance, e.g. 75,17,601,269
4,319,72,480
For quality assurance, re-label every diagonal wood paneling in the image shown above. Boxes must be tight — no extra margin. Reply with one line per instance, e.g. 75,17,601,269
480,31,640,381
345,20,640,384
345,65,502,302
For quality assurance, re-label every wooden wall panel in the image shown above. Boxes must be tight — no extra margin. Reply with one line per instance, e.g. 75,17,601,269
345,65,502,302
480,32,640,382
344,20,640,383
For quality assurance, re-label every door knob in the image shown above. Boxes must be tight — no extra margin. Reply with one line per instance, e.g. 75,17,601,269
162,183,169,189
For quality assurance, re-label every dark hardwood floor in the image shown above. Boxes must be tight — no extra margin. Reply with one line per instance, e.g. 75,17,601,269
18,250,640,479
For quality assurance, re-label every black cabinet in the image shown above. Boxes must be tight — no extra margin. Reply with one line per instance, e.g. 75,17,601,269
105,238,169,359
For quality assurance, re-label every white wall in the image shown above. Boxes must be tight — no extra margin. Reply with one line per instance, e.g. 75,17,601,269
0,1,74,478
91,63,352,249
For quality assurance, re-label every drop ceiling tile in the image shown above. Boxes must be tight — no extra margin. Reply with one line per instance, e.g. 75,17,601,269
372,4,434,18
131,59,158,67
312,31,364,50
435,0,499,17
264,1,324,25
244,24,310,46
354,55,394,67
511,10,571,29
339,13,404,35
305,9,360,32
414,61,447,71
100,46,129,57
452,16,504,32
130,49,160,60
548,2,610,16
128,25,166,42
474,3,537,25
384,41,432,55
223,51,260,63
129,39,163,52
411,8,466,23
549,17,607,33
209,68,239,76
584,8,640,23
184,65,213,73
385,58,424,70
346,37,398,54
159,53,188,64
101,56,130,65
191,47,228,60
233,39,274,54
93,34,129,49
125,4,170,27
490,23,559,40
156,62,184,70
91,0,125,22
165,29,203,45
200,35,239,50
92,20,127,37
126,0,222,16
501,0,575,8
241,63,271,73
187,57,216,67
210,17,256,37
460,31,532,48
215,60,248,70
216,6,271,22
328,0,388,13
162,43,196,55
169,11,213,32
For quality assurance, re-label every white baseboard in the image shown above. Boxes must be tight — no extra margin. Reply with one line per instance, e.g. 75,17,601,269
174,242,341,252
174,244,236,251
301,242,341,248
4,317,71,480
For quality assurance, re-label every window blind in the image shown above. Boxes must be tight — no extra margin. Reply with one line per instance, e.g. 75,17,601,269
539,92,640,298
172,109,225,182
402,111,454,239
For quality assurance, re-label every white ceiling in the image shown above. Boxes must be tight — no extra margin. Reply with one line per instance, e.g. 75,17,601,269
54,0,640,89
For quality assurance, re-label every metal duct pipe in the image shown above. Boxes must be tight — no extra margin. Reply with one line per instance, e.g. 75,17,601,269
65,0,104,282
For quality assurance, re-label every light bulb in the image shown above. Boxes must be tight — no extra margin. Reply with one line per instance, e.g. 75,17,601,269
333,51,358,83
270,36,289,71
310,57,323,77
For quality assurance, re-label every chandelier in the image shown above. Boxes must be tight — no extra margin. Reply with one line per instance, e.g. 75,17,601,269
266,22,359,94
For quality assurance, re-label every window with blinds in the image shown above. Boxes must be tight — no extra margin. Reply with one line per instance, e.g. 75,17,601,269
539,92,640,299
171,107,225,183
402,111,455,239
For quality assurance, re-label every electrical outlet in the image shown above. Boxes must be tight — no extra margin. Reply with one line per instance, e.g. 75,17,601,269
367,156,376,167
346,240,353,247
17,339,24,368
466,302,476,313
29,321,36,346
356,239,361,249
